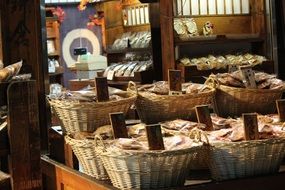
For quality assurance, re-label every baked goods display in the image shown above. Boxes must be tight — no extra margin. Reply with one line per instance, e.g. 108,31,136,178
174,18,199,37
103,60,153,78
208,71,284,90
111,31,151,50
179,53,267,70
137,81,211,95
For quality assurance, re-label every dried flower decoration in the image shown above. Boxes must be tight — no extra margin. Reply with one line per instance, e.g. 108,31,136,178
51,7,66,23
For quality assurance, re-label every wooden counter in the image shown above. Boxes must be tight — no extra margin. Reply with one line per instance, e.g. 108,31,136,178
42,155,285,190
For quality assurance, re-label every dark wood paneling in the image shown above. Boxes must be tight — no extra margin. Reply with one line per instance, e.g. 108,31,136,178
7,81,41,190
1,0,50,150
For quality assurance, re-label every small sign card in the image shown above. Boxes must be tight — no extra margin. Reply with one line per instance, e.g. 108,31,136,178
243,113,259,140
109,112,128,139
95,77,109,102
195,105,213,131
239,65,257,88
145,124,165,150
276,99,285,122
168,69,182,96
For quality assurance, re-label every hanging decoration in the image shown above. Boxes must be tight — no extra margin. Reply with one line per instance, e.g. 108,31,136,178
51,7,66,23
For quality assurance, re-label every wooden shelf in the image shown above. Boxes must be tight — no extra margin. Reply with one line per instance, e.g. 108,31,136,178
106,47,152,54
48,52,60,57
48,71,64,77
175,35,265,46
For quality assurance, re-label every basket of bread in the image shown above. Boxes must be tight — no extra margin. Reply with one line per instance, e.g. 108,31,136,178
206,68,285,117
128,80,215,124
48,77,136,134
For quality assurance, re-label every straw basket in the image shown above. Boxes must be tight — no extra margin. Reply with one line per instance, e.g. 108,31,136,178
128,81,215,124
214,85,284,117
65,134,108,180
207,138,285,181
48,92,136,134
95,137,199,190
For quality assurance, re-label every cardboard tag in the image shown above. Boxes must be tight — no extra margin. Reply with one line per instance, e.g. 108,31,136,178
239,65,256,88
276,99,285,122
195,105,213,131
145,124,165,150
243,113,259,140
228,65,238,73
95,77,109,102
168,69,182,95
107,70,115,81
109,112,128,139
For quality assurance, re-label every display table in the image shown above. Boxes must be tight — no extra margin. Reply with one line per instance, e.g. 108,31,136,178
41,155,285,190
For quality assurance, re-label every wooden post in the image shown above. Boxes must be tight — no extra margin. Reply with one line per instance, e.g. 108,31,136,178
109,112,128,139
0,0,50,150
195,105,213,131
160,0,176,80
243,113,259,140
95,77,109,102
145,124,165,150
276,99,285,122
7,81,42,189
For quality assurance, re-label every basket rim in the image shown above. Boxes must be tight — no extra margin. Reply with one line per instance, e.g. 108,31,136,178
218,84,285,93
208,137,285,147
48,92,137,106
136,87,215,98
98,144,201,157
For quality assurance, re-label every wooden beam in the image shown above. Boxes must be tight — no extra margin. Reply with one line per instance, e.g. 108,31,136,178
41,155,116,190
1,0,50,150
160,0,176,80
7,81,41,190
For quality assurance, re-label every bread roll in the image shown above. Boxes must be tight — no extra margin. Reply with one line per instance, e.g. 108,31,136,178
0,60,22,82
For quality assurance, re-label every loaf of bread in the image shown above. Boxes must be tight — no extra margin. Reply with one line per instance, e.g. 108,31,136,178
0,60,22,82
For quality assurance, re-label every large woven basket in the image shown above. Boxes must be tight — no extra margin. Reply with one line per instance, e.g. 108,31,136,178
48,92,136,134
95,138,199,190
214,85,284,117
207,138,285,181
128,82,215,124
65,134,108,180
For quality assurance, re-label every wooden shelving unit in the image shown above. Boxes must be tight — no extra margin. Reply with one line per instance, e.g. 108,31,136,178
46,7,64,85
158,0,271,80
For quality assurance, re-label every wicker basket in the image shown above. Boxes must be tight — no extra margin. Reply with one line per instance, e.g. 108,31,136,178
207,138,285,181
48,92,136,134
95,137,199,190
214,85,284,117
128,82,215,124
65,134,108,180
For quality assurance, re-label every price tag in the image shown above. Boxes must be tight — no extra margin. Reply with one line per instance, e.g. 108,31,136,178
243,113,259,140
145,124,165,150
276,99,285,122
239,65,256,88
195,105,213,131
168,69,182,96
109,112,128,139
95,77,109,102
107,70,115,81
228,65,238,73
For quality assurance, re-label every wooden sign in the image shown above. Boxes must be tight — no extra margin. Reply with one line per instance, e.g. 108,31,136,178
145,124,165,150
168,69,182,95
239,65,257,88
243,113,259,140
276,99,285,122
109,112,128,139
95,77,109,102
195,105,213,131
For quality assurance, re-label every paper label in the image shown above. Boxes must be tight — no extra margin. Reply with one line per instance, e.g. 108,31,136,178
107,70,115,81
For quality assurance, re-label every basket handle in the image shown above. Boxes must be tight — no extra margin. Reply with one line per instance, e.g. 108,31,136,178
127,81,138,95
189,128,210,145
204,75,220,89
94,135,107,151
